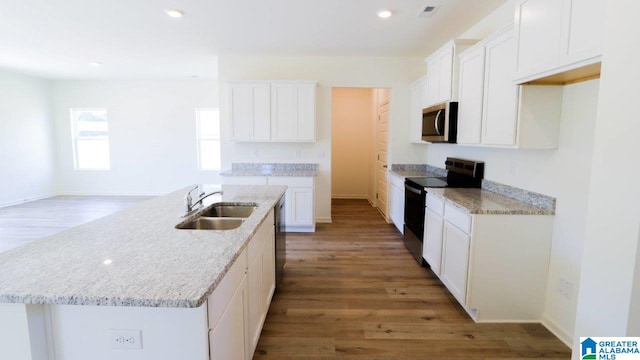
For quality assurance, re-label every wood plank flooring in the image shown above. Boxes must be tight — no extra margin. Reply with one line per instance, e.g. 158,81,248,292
254,199,570,360
0,195,153,253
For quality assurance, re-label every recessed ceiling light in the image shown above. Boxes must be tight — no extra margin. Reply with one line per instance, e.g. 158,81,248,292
377,9,392,18
90,62,102,67
164,9,184,18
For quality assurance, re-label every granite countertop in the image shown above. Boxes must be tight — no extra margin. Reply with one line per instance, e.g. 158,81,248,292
390,170,442,178
221,163,318,177
389,164,447,179
426,188,554,215
0,185,286,308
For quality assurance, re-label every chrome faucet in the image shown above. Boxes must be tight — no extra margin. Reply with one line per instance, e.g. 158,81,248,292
182,185,223,216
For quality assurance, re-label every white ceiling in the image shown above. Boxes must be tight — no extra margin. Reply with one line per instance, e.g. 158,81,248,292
0,0,507,79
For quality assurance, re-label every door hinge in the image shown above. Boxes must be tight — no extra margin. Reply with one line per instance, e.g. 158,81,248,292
376,193,379,199
377,154,380,160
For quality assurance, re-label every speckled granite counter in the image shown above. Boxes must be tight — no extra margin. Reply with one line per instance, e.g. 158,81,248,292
0,185,286,308
221,163,318,177
389,164,446,178
426,188,554,215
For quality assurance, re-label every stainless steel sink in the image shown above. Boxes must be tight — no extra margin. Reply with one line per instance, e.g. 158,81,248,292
199,204,257,218
176,217,244,230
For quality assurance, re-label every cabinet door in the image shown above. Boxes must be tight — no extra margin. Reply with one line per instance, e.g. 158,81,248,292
514,0,564,79
482,29,519,146
389,183,404,233
423,208,444,276
561,0,604,64
440,222,471,306
426,59,440,106
261,226,276,313
409,76,427,143
437,48,454,103
247,246,263,355
286,187,314,226
209,277,247,360
456,47,485,145
271,83,316,142
230,83,271,141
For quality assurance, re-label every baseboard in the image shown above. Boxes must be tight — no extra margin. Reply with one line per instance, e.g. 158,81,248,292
315,217,332,223
0,192,57,209
367,196,376,207
542,314,573,348
331,195,368,200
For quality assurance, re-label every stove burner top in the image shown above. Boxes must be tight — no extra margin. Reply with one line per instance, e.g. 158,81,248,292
405,176,449,188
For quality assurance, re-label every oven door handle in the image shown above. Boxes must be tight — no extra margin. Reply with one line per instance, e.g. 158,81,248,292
404,184,423,195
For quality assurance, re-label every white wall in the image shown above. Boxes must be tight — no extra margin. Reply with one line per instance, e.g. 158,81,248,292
218,56,425,222
426,0,599,344
572,0,640,352
0,68,55,207
52,79,219,196
331,88,374,199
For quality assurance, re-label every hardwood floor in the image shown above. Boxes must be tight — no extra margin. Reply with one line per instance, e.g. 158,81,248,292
0,195,153,254
255,199,570,360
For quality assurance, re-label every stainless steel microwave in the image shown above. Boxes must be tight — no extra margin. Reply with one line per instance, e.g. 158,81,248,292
421,101,458,143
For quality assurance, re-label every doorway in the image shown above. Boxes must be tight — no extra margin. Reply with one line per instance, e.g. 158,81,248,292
330,87,390,220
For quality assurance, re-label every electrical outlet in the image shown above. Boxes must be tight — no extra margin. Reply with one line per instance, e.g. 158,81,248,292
295,149,302,158
110,329,142,350
558,277,573,299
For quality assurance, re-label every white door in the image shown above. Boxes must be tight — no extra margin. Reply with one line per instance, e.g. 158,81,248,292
561,0,604,64
376,97,389,219
437,48,454,102
230,83,270,141
287,188,314,226
209,278,247,360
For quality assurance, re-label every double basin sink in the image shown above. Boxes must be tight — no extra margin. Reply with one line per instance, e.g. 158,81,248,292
176,203,258,230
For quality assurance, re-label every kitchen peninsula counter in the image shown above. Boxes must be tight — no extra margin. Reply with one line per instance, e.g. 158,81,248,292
0,185,286,308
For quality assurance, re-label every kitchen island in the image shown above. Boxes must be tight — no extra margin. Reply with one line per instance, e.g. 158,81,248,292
0,184,286,360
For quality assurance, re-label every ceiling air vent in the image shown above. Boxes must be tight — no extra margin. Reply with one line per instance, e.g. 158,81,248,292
417,5,438,18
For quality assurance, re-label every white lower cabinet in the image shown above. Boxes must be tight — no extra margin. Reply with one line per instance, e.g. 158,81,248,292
224,176,315,232
388,173,405,233
423,193,554,322
209,210,276,360
440,222,471,305
422,208,444,276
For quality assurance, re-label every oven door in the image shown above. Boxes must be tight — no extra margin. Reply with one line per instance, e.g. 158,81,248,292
403,183,425,264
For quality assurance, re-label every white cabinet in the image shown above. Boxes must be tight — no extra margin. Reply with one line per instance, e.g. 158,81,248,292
440,220,471,305
422,194,554,322
424,39,478,107
514,0,603,84
457,25,564,149
228,81,317,142
271,83,316,141
229,83,271,141
456,46,486,145
388,173,405,234
246,211,275,355
409,76,428,143
209,210,276,359
224,176,315,232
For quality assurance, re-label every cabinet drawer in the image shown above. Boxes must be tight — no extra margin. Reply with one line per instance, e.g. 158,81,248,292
248,211,274,264
425,194,445,215
268,176,314,187
208,248,248,329
444,204,472,234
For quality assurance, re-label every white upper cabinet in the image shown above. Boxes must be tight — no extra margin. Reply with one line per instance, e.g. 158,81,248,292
514,0,603,84
408,76,428,143
456,46,486,145
481,28,519,146
271,82,316,142
457,25,563,149
425,39,478,107
230,83,271,141
229,81,317,142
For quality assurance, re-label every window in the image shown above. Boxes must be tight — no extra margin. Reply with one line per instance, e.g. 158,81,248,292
70,108,110,170
196,108,221,170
